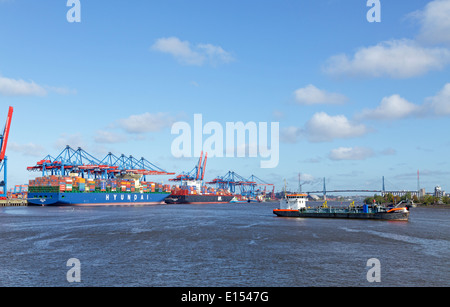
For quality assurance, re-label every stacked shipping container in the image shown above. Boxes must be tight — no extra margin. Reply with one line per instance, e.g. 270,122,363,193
169,185,231,196
28,176,171,194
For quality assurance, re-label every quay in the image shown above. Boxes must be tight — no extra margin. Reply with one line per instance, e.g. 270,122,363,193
0,199,28,207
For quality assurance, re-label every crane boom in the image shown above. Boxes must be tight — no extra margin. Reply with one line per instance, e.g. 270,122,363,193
201,152,207,180
195,151,203,180
0,106,13,161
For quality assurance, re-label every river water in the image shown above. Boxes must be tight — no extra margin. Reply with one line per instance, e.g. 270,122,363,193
0,201,448,287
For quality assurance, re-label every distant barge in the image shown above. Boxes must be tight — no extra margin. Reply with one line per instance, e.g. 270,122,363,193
273,194,409,221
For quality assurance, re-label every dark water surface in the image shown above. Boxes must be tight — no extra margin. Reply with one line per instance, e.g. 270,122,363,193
0,202,448,286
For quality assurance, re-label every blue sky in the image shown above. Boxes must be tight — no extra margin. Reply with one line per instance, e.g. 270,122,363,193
1,0,449,194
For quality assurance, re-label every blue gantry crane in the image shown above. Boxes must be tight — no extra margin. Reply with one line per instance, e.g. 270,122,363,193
246,174,275,199
206,171,274,199
27,145,175,180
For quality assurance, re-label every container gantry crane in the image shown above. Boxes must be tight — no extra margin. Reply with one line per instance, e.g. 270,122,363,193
169,151,208,184
207,171,274,199
206,171,254,195
246,174,275,199
27,145,175,180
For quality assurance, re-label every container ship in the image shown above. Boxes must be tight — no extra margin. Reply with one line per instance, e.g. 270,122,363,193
229,194,263,203
164,151,234,204
164,180,234,204
273,194,410,221
27,175,171,206
26,146,177,206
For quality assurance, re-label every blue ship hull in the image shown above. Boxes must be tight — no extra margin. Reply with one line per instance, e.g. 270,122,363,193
27,192,170,206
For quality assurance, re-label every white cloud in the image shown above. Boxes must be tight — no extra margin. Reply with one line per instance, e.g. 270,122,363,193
197,43,235,65
46,86,77,95
8,142,45,157
414,0,450,45
294,84,347,105
356,83,450,120
151,37,234,66
305,112,368,142
280,126,303,143
281,112,369,144
425,82,450,115
151,37,203,65
329,147,375,161
0,75,47,96
380,148,396,156
117,112,175,134
357,94,421,120
0,75,77,97
272,110,285,120
323,39,450,78
94,130,128,144
54,133,86,150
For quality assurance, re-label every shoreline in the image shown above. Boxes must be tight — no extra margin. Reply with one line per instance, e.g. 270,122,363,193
414,204,450,209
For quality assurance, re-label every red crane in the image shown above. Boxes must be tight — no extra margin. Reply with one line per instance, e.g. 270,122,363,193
169,151,208,182
200,152,207,181
0,106,13,199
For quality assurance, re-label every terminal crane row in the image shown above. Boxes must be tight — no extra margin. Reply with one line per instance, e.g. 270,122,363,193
27,145,175,179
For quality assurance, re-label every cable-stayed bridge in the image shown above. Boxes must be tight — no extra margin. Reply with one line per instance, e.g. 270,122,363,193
304,176,420,199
